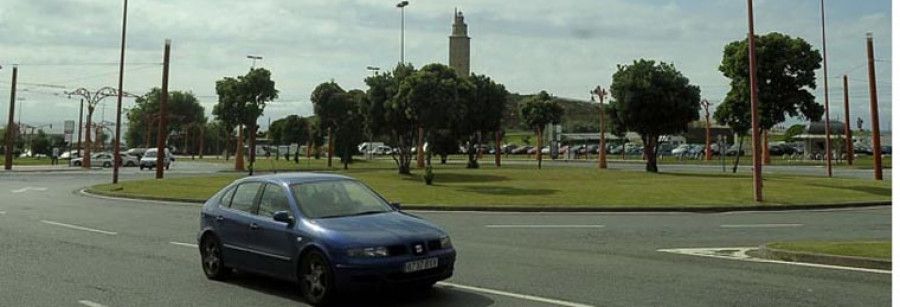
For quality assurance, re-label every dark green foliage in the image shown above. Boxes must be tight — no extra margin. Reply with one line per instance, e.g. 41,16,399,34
126,88,207,149
609,59,701,172
717,32,824,131
519,90,564,169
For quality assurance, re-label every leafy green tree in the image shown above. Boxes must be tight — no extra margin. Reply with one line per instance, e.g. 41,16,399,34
364,64,418,174
311,81,347,167
609,59,700,172
333,90,366,169
519,90,564,169
462,74,508,168
214,68,278,171
31,130,50,157
717,33,824,171
395,64,472,169
126,89,207,149
719,33,824,130
783,124,806,142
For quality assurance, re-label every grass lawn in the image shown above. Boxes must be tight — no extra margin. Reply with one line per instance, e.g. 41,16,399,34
92,158,891,208
768,241,891,260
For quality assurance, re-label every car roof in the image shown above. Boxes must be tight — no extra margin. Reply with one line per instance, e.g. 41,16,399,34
235,172,355,185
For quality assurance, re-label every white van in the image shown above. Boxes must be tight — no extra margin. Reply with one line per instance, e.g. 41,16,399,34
140,148,173,170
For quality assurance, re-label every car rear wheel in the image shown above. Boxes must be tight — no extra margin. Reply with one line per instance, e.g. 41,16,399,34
102,161,112,168
200,235,231,280
73,161,82,166
300,250,333,306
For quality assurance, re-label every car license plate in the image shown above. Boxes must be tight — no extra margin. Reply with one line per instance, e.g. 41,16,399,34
404,257,438,273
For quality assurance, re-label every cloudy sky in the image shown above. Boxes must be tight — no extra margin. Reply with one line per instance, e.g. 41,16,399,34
0,0,892,135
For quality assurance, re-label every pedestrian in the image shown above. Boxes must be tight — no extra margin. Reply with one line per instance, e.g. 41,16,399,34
51,147,60,165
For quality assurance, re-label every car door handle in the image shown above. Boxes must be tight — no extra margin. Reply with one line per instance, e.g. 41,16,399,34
216,216,224,222
250,223,259,230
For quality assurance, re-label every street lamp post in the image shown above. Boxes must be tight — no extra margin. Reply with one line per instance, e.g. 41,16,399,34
66,87,120,169
396,1,409,64
700,99,712,161
591,86,608,169
819,0,833,178
247,55,263,69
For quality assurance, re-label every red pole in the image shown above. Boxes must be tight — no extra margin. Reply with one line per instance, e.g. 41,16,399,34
701,99,711,161
747,0,763,202
843,75,852,166
820,0,833,177
866,33,882,180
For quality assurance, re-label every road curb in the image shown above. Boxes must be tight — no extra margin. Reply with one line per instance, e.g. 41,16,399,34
4,167,100,173
758,244,891,271
81,189,889,212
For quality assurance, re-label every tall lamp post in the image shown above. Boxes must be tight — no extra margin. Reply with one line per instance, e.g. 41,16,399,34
67,87,120,169
700,99,712,161
591,86,608,169
247,55,263,69
397,1,409,64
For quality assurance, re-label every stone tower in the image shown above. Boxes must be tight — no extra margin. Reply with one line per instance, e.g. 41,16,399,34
449,9,470,77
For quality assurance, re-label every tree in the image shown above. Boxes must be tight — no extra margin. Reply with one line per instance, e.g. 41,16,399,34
717,32,824,169
280,115,310,163
713,97,751,172
519,90,564,169
783,124,806,142
463,74,508,168
214,68,279,171
126,88,207,150
364,63,418,174
333,90,366,169
609,59,701,172
310,81,347,168
395,64,472,169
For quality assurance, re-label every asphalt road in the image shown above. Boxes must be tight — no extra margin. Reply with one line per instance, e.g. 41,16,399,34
0,166,891,306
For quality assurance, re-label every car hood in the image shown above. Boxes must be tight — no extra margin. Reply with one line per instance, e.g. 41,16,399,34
307,211,447,247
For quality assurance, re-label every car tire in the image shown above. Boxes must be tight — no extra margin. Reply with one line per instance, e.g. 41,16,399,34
126,161,135,167
73,161,82,166
166,163,170,170
200,235,231,281
139,165,144,170
103,162,112,168
300,250,334,306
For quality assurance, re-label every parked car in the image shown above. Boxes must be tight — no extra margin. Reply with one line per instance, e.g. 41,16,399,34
511,146,532,154
124,147,148,158
768,143,797,156
119,153,139,167
726,144,746,156
139,148,173,170
198,173,456,305
371,145,393,155
70,152,114,167
881,146,892,155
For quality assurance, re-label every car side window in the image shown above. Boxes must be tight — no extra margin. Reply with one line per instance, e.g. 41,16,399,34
219,187,237,208
257,183,291,219
230,182,262,213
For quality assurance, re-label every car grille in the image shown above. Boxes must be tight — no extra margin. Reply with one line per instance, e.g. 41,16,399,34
387,244,407,256
427,239,441,251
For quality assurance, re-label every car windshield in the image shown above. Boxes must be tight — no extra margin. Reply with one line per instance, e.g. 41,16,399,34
290,180,392,219
144,152,157,158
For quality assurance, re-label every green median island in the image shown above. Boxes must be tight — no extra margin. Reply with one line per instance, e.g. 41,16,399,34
768,241,891,260
91,159,891,208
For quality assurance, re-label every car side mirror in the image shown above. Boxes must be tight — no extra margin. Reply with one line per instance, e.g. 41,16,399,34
273,211,294,225
390,202,401,210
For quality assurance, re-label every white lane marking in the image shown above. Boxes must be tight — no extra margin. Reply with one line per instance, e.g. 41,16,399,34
78,300,108,307
437,282,595,307
658,247,891,275
720,224,803,228
170,241,198,248
485,225,605,229
11,187,48,193
40,220,118,236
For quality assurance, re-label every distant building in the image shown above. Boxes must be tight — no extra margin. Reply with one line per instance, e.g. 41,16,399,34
449,9,470,77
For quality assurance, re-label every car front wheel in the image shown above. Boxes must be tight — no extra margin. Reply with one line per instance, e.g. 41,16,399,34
300,250,333,306
200,235,231,280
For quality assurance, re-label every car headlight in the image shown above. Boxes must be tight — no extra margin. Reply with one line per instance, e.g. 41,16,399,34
346,246,389,257
440,236,453,249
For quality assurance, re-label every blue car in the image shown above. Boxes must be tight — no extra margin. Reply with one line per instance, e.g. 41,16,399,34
198,173,456,305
